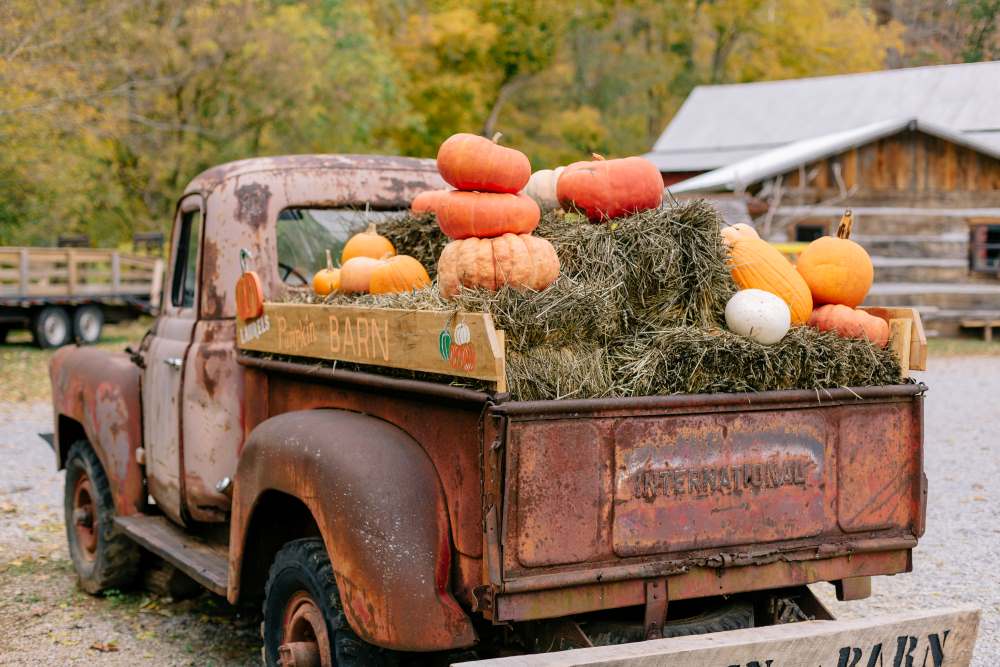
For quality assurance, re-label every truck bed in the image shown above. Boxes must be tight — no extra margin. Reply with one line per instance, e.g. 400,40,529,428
483,384,925,622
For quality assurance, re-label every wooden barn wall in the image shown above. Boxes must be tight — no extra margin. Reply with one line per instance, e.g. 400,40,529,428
778,131,1000,206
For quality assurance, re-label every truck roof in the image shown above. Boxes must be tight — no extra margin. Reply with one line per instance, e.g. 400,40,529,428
183,154,439,195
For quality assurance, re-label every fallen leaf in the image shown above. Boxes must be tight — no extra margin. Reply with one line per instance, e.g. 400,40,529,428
90,641,120,653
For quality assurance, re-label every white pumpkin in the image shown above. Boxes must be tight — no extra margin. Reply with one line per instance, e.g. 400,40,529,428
725,288,791,345
522,167,564,210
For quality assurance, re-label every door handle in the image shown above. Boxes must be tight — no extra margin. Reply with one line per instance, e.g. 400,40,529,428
164,357,182,369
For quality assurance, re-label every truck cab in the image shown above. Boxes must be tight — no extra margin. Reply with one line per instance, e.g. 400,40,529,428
48,154,931,666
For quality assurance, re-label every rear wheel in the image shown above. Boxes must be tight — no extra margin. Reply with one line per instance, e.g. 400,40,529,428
72,305,104,344
262,538,395,667
0,325,8,344
33,306,71,348
63,441,140,594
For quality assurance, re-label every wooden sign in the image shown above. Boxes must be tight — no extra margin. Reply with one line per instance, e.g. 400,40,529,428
237,302,506,391
455,606,979,667
859,306,927,373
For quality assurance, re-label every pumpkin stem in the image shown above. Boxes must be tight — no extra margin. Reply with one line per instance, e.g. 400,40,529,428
592,153,606,161
837,210,854,239
492,132,503,144
325,249,333,271
365,222,378,235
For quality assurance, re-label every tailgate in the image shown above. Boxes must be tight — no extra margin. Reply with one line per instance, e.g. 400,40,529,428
488,385,925,615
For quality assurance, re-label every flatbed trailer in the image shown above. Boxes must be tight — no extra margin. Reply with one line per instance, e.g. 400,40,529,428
0,246,163,347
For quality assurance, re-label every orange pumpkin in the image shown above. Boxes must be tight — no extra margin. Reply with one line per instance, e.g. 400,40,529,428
436,191,540,240
556,154,663,222
720,223,759,246
340,223,395,264
809,304,889,347
436,132,531,194
796,210,873,308
411,189,449,215
235,270,264,320
339,256,382,293
437,234,560,298
728,237,813,325
369,255,431,294
312,249,340,297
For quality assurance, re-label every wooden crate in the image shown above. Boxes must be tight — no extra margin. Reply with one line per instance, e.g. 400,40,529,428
858,306,928,375
237,302,507,391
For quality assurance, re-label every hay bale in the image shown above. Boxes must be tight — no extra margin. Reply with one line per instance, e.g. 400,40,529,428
379,213,449,277
506,344,617,401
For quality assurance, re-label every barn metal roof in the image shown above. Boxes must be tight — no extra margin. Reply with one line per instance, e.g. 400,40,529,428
668,118,1000,194
645,61,1000,172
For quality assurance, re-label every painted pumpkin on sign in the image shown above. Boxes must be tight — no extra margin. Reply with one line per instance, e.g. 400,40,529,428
437,233,560,299
556,154,663,222
435,191,540,240
436,132,531,194
796,210,874,308
235,270,264,320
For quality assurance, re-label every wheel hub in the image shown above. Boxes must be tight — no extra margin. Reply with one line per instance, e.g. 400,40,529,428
72,475,98,560
279,591,331,667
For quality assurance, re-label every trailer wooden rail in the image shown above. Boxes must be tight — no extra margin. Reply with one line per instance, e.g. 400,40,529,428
0,246,163,305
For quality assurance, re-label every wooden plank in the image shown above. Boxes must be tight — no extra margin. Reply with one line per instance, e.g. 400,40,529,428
18,248,28,294
115,515,228,596
859,306,927,371
455,607,979,667
111,252,121,292
889,318,912,376
149,259,163,309
238,302,505,386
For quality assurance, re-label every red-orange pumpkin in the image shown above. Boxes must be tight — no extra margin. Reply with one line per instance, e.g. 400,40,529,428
411,189,449,215
556,154,663,222
436,191,540,240
436,132,530,194
437,234,560,298
809,304,889,347
235,270,264,320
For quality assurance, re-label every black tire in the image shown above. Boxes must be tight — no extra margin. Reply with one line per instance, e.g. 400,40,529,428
72,305,104,344
263,538,396,667
586,598,754,646
0,326,8,344
64,441,141,594
32,306,71,348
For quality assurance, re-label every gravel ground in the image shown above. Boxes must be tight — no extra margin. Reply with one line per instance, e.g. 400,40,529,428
0,357,997,664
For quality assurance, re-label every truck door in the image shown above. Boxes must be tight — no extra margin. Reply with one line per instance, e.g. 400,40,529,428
141,195,203,525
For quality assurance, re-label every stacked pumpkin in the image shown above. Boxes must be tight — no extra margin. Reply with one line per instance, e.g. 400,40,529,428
429,133,560,298
312,224,431,297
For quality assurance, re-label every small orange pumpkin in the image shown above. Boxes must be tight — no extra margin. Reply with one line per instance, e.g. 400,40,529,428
339,256,382,293
340,223,396,264
436,191,540,240
411,190,449,215
809,304,889,347
556,154,663,222
235,270,264,320
721,223,759,246
312,249,340,297
369,255,431,294
728,237,813,325
796,210,873,308
437,233,560,298
436,132,531,194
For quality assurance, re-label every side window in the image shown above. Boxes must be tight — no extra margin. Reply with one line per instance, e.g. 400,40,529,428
171,209,202,308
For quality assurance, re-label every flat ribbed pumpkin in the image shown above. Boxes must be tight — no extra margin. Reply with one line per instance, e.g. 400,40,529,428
728,237,813,325
436,132,530,194
411,189,449,215
796,210,873,308
436,191,540,240
809,304,889,347
369,255,431,294
437,234,560,298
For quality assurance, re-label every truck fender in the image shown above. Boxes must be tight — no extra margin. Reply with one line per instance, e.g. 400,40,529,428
49,346,144,516
229,409,477,652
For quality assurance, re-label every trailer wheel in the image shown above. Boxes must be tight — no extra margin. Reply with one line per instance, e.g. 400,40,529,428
0,326,8,344
262,538,396,667
33,306,71,348
72,305,104,344
64,441,140,594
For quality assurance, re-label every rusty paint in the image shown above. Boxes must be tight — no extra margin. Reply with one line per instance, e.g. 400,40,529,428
234,183,271,230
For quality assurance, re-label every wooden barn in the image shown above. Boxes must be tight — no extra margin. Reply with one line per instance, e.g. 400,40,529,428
651,62,1000,337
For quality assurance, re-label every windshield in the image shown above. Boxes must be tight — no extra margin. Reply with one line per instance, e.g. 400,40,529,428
276,208,407,285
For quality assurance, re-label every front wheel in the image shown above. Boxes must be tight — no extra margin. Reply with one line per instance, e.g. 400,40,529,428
262,538,395,667
63,441,140,594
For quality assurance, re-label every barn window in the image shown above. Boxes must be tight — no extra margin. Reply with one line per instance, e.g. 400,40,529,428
795,224,826,242
970,223,1000,273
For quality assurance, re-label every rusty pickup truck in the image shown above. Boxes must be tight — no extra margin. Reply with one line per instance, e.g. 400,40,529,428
48,155,936,666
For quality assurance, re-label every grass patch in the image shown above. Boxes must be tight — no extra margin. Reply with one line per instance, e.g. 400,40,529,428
0,317,151,403
927,336,1000,357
